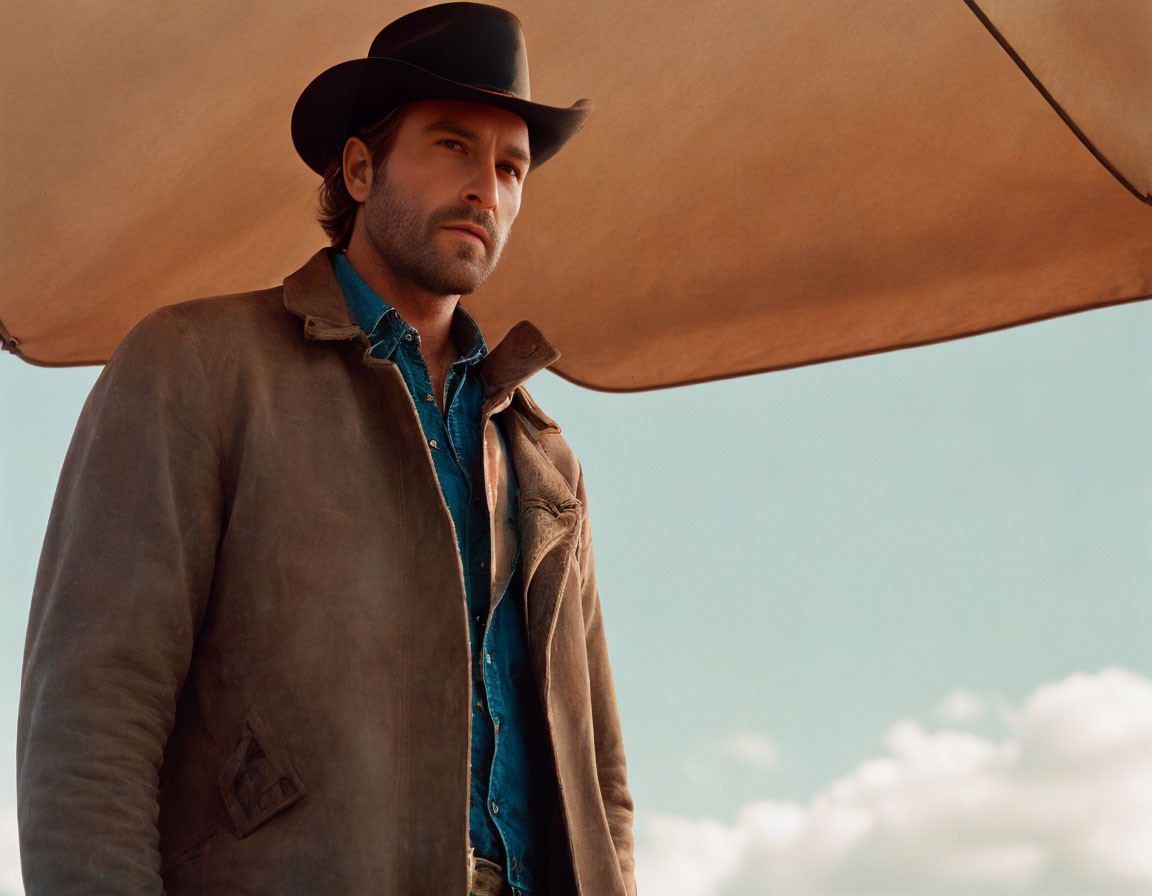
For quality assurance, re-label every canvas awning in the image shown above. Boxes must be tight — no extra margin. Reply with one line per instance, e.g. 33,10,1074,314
2,0,1150,389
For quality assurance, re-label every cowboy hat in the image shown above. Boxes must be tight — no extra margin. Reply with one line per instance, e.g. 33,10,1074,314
291,2,591,175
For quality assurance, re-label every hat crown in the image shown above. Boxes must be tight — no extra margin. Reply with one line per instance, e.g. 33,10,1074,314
367,3,530,99
291,2,590,175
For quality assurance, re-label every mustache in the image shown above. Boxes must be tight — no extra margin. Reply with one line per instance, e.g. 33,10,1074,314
428,205,498,245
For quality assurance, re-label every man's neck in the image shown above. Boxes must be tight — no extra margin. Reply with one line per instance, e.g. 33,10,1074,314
343,237,460,375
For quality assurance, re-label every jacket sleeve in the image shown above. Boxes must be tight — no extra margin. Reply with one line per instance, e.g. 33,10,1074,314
575,463,637,896
17,307,223,895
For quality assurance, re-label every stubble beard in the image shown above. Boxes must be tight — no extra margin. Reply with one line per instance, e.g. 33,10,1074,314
363,164,508,297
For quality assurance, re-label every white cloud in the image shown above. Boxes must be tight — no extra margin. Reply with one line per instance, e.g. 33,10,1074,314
635,667,1152,896
716,733,779,770
637,814,747,896
935,688,988,723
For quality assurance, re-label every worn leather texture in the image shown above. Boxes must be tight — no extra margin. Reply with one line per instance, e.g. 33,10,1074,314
17,248,636,896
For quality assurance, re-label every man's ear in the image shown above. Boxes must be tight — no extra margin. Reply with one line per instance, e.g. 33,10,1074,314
343,137,373,203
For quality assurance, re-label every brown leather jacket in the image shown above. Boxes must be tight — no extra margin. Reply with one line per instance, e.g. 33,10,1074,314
17,249,636,896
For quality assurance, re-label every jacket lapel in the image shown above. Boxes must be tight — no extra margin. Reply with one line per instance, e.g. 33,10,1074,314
501,409,582,674
474,315,580,670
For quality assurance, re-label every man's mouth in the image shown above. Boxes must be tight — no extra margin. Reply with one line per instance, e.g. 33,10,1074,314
441,222,489,247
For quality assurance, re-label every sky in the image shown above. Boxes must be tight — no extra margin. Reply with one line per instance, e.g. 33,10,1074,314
1,297,1150,895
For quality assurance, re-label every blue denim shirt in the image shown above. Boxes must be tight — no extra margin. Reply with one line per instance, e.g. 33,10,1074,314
332,253,555,895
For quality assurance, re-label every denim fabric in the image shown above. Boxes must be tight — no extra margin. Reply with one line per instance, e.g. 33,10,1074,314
332,253,553,895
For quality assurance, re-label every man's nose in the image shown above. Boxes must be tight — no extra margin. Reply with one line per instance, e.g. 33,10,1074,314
461,159,500,210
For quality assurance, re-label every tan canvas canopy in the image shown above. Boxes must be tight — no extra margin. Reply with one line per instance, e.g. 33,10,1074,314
2,0,1150,389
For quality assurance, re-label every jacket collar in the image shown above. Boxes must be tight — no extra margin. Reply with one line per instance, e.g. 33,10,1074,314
283,247,564,434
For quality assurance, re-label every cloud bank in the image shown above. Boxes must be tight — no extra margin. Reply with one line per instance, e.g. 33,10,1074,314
636,667,1152,896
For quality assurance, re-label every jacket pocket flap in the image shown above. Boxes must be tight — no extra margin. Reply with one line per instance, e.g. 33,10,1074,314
218,710,306,838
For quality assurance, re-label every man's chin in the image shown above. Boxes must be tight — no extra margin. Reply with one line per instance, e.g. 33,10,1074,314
446,273,492,296
432,257,499,296
390,238,501,295
416,268,492,297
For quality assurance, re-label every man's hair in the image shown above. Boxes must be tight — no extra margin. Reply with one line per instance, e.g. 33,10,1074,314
317,105,411,250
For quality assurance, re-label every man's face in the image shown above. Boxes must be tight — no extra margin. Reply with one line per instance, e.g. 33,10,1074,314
359,99,530,296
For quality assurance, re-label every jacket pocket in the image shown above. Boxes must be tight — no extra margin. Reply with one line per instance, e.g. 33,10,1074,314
218,709,307,838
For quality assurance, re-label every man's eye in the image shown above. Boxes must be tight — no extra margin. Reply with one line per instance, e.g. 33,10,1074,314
440,139,465,151
499,164,522,179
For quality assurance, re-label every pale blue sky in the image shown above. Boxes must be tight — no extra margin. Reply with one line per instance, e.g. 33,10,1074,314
525,300,1152,817
1,298,1150,893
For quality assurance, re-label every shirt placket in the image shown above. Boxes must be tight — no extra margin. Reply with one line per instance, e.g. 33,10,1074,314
478,423,529,890
483,564,530,890
438,356,506,862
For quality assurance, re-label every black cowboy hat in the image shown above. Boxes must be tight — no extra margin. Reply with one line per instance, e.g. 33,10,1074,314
291,2,591,175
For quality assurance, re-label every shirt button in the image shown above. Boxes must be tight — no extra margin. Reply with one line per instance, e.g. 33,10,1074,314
479,560,486,568
429,438,438,449
475,701,483,710
485,653,492,664
425,393,434,402
490,800,499,815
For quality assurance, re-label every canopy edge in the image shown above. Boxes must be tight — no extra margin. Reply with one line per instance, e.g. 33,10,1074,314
548,291,1152,394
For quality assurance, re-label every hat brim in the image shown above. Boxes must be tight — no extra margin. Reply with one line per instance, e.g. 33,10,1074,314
291,57,591,175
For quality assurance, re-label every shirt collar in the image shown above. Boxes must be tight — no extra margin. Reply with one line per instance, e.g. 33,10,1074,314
286,249,563,433
330,250,488,366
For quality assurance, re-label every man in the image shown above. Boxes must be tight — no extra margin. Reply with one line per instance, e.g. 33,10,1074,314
16,4,635,895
